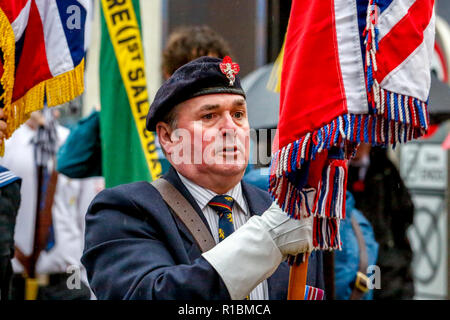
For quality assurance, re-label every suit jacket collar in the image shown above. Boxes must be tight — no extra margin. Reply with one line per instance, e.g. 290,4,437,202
164,166,270,216
176,171,249,216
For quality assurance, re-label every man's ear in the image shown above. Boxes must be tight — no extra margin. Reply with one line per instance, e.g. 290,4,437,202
156,121,175,154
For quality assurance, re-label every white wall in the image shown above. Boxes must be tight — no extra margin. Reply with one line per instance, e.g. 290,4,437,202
140,0,164,102
83,0,100,116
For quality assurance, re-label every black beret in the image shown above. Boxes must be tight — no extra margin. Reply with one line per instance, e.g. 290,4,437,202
146,56,246,131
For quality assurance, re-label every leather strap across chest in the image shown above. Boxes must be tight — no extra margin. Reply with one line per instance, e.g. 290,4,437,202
151,178,216,253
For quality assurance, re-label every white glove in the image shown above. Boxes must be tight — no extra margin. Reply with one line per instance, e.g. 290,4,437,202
258,202,313,258
202,201,314,300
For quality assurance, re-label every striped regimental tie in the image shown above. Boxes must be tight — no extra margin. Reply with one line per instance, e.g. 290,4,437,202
208,195,235,242
208,195,250,300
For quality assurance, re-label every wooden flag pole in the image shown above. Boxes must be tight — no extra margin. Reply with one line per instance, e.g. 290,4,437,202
287,152,327,300
287,255,309,300
14,164,58,300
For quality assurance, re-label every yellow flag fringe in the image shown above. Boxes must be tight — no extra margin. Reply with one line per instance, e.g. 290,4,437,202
0,8,16,156
45,58,85,107
0,57,84,156
9,58,85,137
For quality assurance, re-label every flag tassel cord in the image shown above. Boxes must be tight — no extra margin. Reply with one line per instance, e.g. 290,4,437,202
270,94,429,193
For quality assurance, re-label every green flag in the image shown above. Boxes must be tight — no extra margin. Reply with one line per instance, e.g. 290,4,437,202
100,0,161,188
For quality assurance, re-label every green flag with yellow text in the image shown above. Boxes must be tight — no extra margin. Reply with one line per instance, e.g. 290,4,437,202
100,0,161,188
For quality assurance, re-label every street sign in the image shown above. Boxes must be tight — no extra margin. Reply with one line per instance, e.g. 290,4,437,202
400,130,449,300
401,144,447,191
407,194,447,299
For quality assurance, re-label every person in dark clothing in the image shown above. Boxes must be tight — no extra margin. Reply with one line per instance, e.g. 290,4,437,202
0,166,21,300
347,144,415,299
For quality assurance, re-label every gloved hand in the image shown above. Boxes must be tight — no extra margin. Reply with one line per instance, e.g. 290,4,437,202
258,202,313,258
202,196,314,300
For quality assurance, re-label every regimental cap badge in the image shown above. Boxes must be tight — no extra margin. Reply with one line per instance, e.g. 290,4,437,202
219,56,240,86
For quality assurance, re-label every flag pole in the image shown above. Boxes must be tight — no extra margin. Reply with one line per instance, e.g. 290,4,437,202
287,256,309,300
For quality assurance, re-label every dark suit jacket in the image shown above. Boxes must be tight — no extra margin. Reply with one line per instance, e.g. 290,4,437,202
82,167,322,300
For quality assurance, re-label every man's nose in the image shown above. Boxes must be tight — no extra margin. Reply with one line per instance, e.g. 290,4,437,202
219,113,238,135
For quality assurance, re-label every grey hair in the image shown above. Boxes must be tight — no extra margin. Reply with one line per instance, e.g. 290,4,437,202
161,105,179,130
158,105,180,157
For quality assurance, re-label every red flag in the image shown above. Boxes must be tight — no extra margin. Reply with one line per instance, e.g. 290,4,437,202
270,0,435,250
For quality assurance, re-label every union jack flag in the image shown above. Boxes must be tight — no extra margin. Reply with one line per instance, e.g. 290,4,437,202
270,0,435,250
0,0,90,154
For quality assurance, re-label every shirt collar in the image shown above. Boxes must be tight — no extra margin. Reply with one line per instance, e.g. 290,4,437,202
177,172,249,215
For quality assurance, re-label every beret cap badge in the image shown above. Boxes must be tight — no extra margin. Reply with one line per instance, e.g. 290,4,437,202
219,56,240,86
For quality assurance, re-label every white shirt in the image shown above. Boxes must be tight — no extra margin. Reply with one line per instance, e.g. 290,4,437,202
0,123,103,283
177,172,269,300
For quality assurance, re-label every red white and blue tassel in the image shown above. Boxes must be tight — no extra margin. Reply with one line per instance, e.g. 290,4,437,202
304,285,325,300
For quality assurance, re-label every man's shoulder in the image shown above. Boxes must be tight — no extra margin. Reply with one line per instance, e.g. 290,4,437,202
88,181,166,218
241,181,273,214
97,180,154,197
241,180,270,197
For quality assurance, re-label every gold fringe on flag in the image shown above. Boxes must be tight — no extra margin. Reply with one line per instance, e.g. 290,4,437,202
0,57,85,156
0,8,16,156
45,58,85,107
9,57,85,136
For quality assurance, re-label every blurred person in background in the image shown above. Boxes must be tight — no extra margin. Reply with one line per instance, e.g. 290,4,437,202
0,108,99,300
0,162,21,300
347,143,415,299
162,25,232,79
334,191,379,300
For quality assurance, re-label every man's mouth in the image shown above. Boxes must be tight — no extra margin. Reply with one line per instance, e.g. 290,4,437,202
222,146,238,152
216,145,242,157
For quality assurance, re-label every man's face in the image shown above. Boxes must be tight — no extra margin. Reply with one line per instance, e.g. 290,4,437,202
166,93,250,180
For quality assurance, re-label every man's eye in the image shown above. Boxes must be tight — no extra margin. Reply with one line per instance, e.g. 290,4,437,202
203,113,213,120
234,111,244,119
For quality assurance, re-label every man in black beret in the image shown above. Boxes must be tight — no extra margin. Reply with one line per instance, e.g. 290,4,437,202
82,56,314,300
